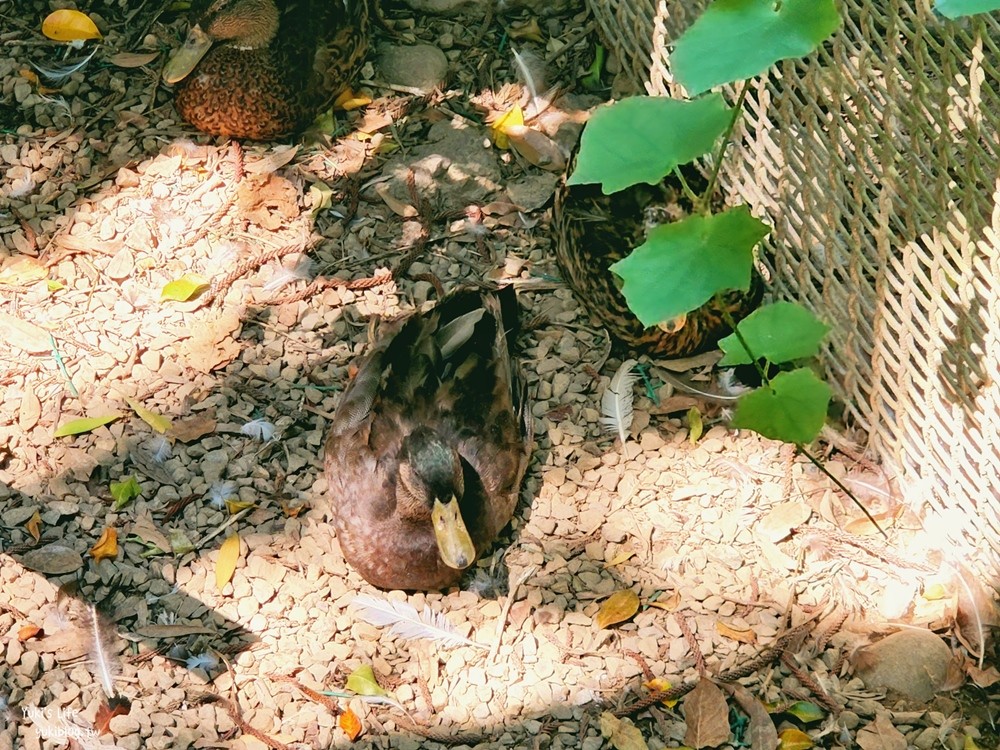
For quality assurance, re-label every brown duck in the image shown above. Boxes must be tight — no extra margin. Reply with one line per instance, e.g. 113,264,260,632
323,288,531,591
552,163,764,357
162,0,370,140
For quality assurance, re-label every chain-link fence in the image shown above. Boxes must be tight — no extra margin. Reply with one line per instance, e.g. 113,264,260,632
587,0,1000,570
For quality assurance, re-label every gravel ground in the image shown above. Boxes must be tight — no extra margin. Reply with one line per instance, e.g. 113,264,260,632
0,1,996,749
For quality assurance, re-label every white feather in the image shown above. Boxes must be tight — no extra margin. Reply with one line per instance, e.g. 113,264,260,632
85,603,118,698
353,595,486,649
600,359,638,445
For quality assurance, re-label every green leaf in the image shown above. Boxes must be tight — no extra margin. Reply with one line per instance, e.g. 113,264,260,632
672,0,842,96
345,665,390,698
567,95,732,194
610,206,768,327
161,273,210,302
54,413,122,437
935,0,1000,17
718,302,829,366
732,368,831,444
782,701,825,724
581,44,606,90
110,476,142,510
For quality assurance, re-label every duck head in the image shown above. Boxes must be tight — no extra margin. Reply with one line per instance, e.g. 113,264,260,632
396,426,476,571
163,0,280,84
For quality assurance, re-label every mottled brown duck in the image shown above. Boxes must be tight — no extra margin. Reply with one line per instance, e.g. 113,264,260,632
323,288,531,591
162,0,370,140
552,165,765,358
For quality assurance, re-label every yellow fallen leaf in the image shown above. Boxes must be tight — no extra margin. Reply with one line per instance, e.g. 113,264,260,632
595,589,640,629
161,273,210,302
716,620,757,644
89,528,118,563
509,17,545,43
42,9,102,42
26,511,41,543
215,534,241,590
688,406,703,443
778,727,814,750
491,105,524,149
643,678,678,708
605,548,636,568
334,87,372,111
54,413,122,437
225,498,256,514
126,398,172,434
922,582,948,601
339,708,363,741
0,256,47,285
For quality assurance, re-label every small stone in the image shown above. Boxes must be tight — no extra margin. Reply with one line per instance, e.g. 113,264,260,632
378,43,449,93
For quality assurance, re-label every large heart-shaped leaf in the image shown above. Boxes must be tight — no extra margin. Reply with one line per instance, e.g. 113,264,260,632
610,205,767,327
672,0,841,95
935,0,1000,18
732,368,831,443
568,95,732,194
719,302,829,365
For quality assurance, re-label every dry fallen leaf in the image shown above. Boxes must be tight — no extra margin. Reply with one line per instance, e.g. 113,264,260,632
0,312,52,354
89,528,119,563
107,51,159,68
18,624,42,642
758,501,811,543
18,386,41,431
20,543,83,575
855,712,906,750
716,620,757,645
94,697,130,735
683,678,730,749
339,708,363,741
647,589,681,612
169,414,217,442
216,533,241,590
26,510,42,543
600,712,649,750
595,590,640,629
505,125,567,171
725,683,777,750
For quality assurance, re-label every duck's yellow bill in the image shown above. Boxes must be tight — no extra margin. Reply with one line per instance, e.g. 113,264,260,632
162,25,213,84
432,497,476,570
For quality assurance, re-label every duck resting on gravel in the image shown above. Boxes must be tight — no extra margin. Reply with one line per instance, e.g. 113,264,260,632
322,287,531,591
552,161,765,358
162,0,370,140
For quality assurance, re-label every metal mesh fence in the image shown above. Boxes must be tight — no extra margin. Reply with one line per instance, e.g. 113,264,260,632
587,0,1000,567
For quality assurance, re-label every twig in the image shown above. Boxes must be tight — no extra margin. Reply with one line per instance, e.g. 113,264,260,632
489,565,536,661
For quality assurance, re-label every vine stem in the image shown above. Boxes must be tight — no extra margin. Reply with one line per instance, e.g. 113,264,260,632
699,79,751,214
796,446,888,539
718,303,886,539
